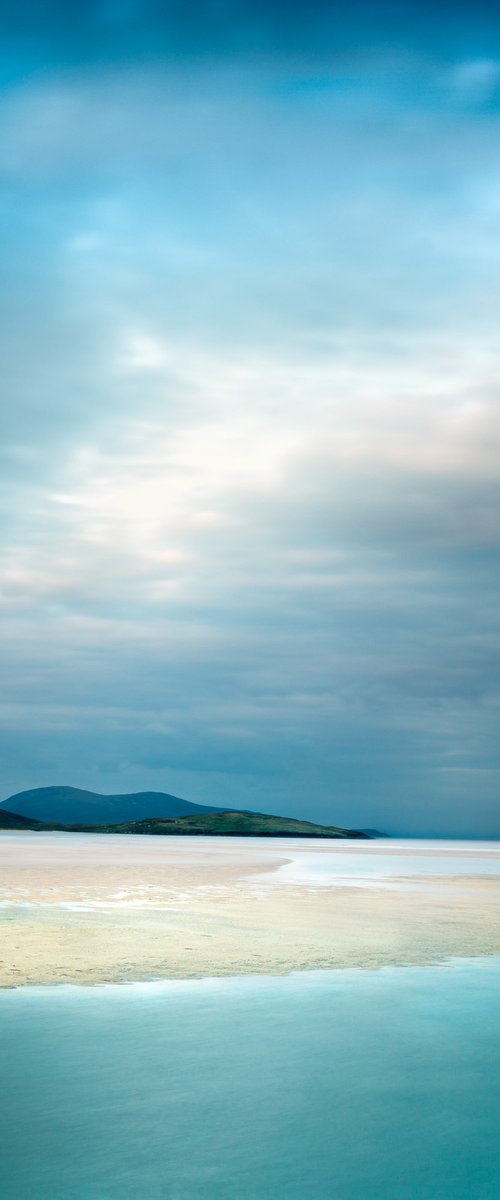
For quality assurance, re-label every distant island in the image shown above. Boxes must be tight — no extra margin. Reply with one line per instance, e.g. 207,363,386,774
0,786,368,839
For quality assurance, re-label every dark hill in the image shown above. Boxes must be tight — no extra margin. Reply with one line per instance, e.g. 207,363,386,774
0,786,223,826
0,807,44,830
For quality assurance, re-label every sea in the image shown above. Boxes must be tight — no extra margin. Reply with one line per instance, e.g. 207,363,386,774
1,958,500,1199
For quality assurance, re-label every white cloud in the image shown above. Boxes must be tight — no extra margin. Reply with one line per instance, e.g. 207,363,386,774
119,330,172,371
446,59,500,104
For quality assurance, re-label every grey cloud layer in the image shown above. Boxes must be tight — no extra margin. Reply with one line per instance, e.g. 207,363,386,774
3,1,500,73
0,46,499,833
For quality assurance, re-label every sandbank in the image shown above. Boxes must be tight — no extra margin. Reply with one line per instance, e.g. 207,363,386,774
1,833,500,986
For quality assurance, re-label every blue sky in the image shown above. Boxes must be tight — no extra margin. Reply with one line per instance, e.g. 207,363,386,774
1,2,499,834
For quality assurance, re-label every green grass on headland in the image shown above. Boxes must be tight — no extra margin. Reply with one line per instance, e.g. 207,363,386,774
0,807,368,838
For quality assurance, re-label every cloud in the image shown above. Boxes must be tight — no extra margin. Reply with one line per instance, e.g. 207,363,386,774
1,334,498,832
0,24,498,832
2,1,500,75
444,58,500,105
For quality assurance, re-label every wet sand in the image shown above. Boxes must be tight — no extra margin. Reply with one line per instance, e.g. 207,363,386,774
1,834,500,986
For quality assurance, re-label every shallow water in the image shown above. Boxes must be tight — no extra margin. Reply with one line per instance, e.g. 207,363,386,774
276,839,500,887
1,959,500,1199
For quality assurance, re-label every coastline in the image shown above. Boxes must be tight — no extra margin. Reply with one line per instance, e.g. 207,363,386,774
2,835,500,988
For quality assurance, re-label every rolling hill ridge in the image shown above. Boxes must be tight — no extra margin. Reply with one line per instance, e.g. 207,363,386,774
0,787,369,838
0,786,223,826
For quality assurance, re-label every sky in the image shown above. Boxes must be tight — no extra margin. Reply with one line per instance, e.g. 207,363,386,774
0,1,499,835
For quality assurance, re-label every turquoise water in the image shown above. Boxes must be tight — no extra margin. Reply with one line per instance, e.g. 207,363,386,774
1,961,500,1199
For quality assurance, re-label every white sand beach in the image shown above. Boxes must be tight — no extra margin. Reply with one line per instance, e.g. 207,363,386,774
1,834,500,986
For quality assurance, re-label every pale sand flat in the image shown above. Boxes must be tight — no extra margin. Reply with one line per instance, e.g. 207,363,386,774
1,835,500,986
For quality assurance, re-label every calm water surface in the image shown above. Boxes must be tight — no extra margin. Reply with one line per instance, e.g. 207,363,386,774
1,959,500,1199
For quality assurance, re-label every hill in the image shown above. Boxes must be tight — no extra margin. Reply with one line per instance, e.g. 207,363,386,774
0,807,45,830
0,786,223,826
0,807,368,838
97,811,368,838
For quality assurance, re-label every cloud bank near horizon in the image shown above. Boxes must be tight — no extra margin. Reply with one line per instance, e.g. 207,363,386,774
1,2,499,834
